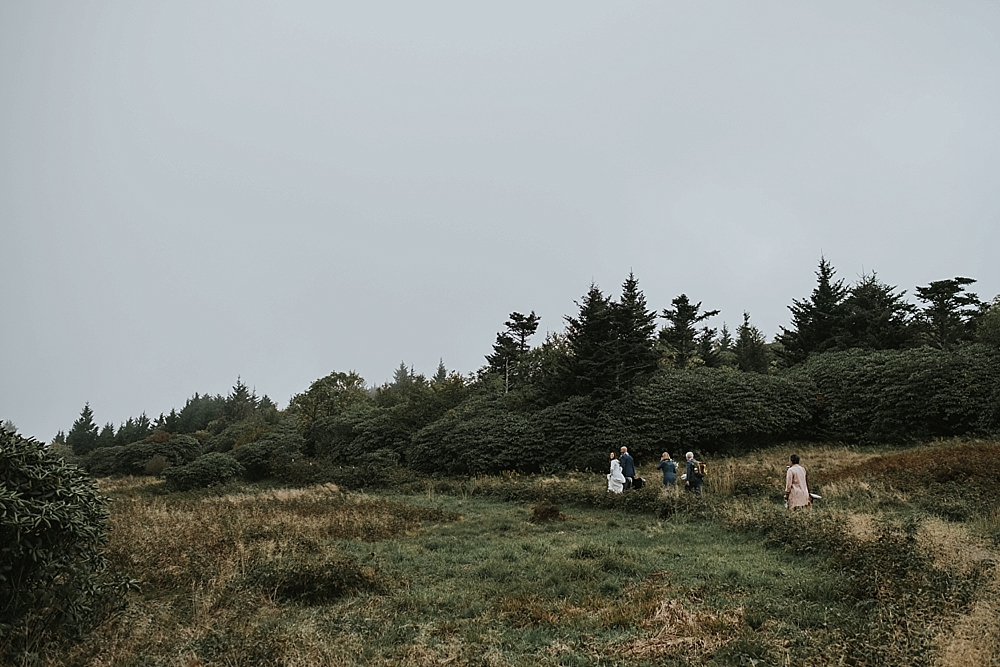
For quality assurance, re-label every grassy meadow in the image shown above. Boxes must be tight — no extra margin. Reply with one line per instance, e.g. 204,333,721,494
35,439,1000,667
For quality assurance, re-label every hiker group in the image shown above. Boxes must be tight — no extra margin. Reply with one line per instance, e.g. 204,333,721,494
608,448,813,508
607,448,704,495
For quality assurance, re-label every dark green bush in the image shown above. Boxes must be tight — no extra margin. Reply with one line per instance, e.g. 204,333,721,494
233,417,304,481
0,430,134,659
163,452,244,491
83,445,125,477
408,396,545,475
205,414,276,453
794,345,1000,444
113,434,201,476
618,368,819,456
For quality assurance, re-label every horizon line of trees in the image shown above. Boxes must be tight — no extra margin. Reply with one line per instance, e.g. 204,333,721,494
52,257,1000,484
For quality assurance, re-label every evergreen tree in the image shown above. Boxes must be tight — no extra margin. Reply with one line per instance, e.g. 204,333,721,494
715,324,737,368
486,311,540,392
695,326,720,367
839,272,916,350
506,311,540,353
175,393,227,433
225,377,258,423
114,413,153,446
978,296,1000,349
611,273,659,389
779,257,848,363
735,312,770,373
67,403,99,455
660,294,720,368
391,361,414,388
564,284,616,396
915,277,982,350
433,359,448,384
96,422,115,450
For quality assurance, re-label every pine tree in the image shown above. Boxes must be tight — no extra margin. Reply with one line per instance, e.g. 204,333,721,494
96,423,115,450
611,273,659,390
67,403,99,455
915,277,982,350
433,359,448,384
225,377,258,422
839,272,916,350
660,294,720,368
695,327,720,367
564,283,616,396
735,312,770,373
779,257,848,363
485,311,540,392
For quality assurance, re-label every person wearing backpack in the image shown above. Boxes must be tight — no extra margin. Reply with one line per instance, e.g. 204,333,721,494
684,451,703,495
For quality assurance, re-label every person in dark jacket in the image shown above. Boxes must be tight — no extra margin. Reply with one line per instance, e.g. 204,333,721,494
684,451,703,495
619,446,636,490
656,452,677,490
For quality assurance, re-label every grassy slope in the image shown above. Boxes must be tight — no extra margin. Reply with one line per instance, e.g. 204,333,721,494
48,439,1000,667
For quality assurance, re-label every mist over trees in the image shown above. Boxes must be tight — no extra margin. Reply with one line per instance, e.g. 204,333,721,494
54,258,1000,485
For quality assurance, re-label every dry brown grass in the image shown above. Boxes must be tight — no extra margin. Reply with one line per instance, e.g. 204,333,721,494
919,516,1000,667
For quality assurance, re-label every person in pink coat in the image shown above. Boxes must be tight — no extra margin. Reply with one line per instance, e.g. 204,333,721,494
784,454,811,509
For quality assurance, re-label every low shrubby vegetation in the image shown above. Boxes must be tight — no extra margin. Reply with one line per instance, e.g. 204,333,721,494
0,430,136,662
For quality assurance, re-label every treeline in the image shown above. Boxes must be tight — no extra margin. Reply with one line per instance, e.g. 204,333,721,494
57,259,1000,488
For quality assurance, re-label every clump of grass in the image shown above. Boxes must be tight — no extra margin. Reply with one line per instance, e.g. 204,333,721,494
529,502,566,523
241,552,380,603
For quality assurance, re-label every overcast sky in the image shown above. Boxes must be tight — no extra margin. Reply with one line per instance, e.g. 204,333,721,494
2,1,999,441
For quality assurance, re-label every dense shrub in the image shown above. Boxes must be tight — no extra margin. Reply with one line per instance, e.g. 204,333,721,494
0,430,133,659
532,396,615,472
615,368,819,456
205,414,276,453
794,345,1000,444
408,397,545,475
163,453,244,491
112,434,201,476
233,416,304,481
83,445,125,477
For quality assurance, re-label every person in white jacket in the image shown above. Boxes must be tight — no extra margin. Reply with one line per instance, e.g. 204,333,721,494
607,451,626,493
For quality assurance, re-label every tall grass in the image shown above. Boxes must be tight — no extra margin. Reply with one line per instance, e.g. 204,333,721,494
21,438,1000,666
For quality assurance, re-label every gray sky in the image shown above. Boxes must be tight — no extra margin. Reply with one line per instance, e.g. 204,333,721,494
2,1,999,442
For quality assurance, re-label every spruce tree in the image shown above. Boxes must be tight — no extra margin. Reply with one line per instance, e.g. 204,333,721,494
839,272,916,350
96,423,116,450
660,294,720,368
433,359,448,384
779,257,848,363
735,312,770,373
611,273,659,390
564,284,616,396
66,403,99,455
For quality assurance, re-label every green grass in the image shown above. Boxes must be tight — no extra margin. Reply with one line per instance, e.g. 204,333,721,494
26,438,1000,666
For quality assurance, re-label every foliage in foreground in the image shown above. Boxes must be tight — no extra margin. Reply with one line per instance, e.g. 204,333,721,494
0,429,134,661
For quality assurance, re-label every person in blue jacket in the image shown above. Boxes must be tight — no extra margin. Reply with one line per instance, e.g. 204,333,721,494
619,446,636,490
656,452,677,490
